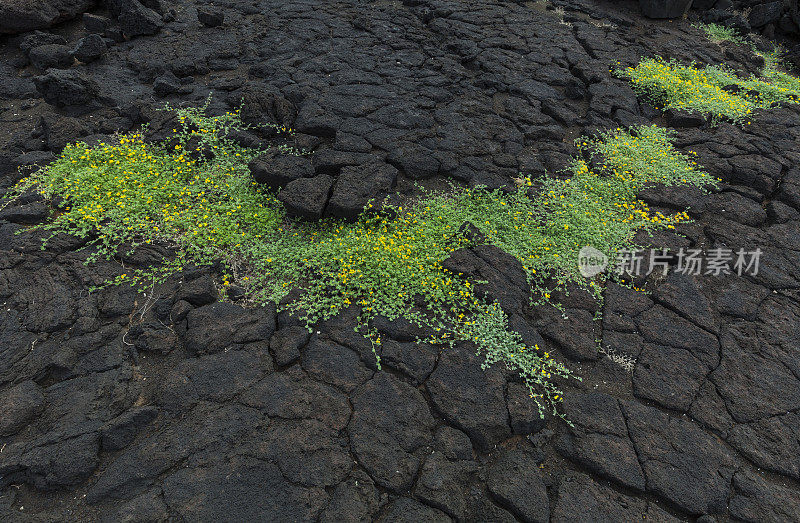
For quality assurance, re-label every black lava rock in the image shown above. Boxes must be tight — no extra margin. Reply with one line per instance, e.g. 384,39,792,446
73,34,106,63
119,0,163,37
0,201,50,224
278,174,335,220
387,143,440,179
0,381,45,437
269,326,310,367
183,302,276,355
748,1,783,28
33,69,99,108
1,0,96,34
197,7,225,27
249,154,315,189
83,13,112,34
28,44,73,69
639,0,693,19
153,71,184,97
665,108,706,128
101,406,159,451
19,31,66,54
326,162,398,219
175,274,218,306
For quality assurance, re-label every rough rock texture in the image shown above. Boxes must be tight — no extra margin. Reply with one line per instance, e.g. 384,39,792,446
1,0,800,520
0,0,97,34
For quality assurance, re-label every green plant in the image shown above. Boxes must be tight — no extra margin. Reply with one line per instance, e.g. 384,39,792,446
3,102,714,419
695,21,798,75
758,47,800,95
694,22,746,45
615,57,800,124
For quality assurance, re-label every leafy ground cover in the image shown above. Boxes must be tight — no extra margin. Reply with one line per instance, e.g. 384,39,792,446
696,22,800,94
694,22,747,45
3,106,713,418
616,37,800,123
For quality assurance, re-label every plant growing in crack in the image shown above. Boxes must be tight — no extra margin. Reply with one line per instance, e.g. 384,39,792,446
2,101,714,420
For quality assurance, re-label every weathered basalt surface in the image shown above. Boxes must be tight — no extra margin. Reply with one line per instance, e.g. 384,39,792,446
1,0,800,520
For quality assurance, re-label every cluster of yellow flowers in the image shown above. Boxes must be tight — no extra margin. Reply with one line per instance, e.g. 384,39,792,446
9,92,719,421
618,57,800,123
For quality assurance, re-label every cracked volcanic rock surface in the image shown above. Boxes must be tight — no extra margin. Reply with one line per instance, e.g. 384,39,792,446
1,0,800,520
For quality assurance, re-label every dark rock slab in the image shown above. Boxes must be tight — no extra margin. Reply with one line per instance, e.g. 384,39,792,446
652,271,717,333
706,191,768,227
175,273,218,306
101,406,159,451
379,339,438,384
33,69,99,108
688,379,735,437
160,349,268,409
326,162,398,219
708,275,768,320
603,282,653,332
633,344,710,412
748,1,783,27
348,373,435,491
433,425,473,462
506,382,547,435
486,446,549,523
0,432,100,490
728,412,800,479
87,404,263,503
153,72,186,97
269,326,309,367
0,0,97,34
108,488,168,522
665,108,706,128
538,307,599,361
129,322,178,354
183,302,276,355
250,418,351,487
556,392,645,491
73,35,106,63
302,337,372,393
162,457,328,521
82,13,111,34
729,470,800,522
414,450,478,517
278,175,335,220
0,380,44,436
319,470,382,522
382,497,452,522
711,325,800,424
387,143,441,179
442,243,530,315
249,154,314,189
635,305,719,368
416,451,516,522
118,0,162,37
28,44,73,70
197,7,224,27
240,369,351,431
552,473,679,522
622,400,737,515
426,343,511,451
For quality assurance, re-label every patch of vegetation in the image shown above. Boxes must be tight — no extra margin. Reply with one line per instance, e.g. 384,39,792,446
752,48,800,98
616,57,800,124
3,103,713,419
694,22,746,45
621,24,800,124
694,22,800,92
